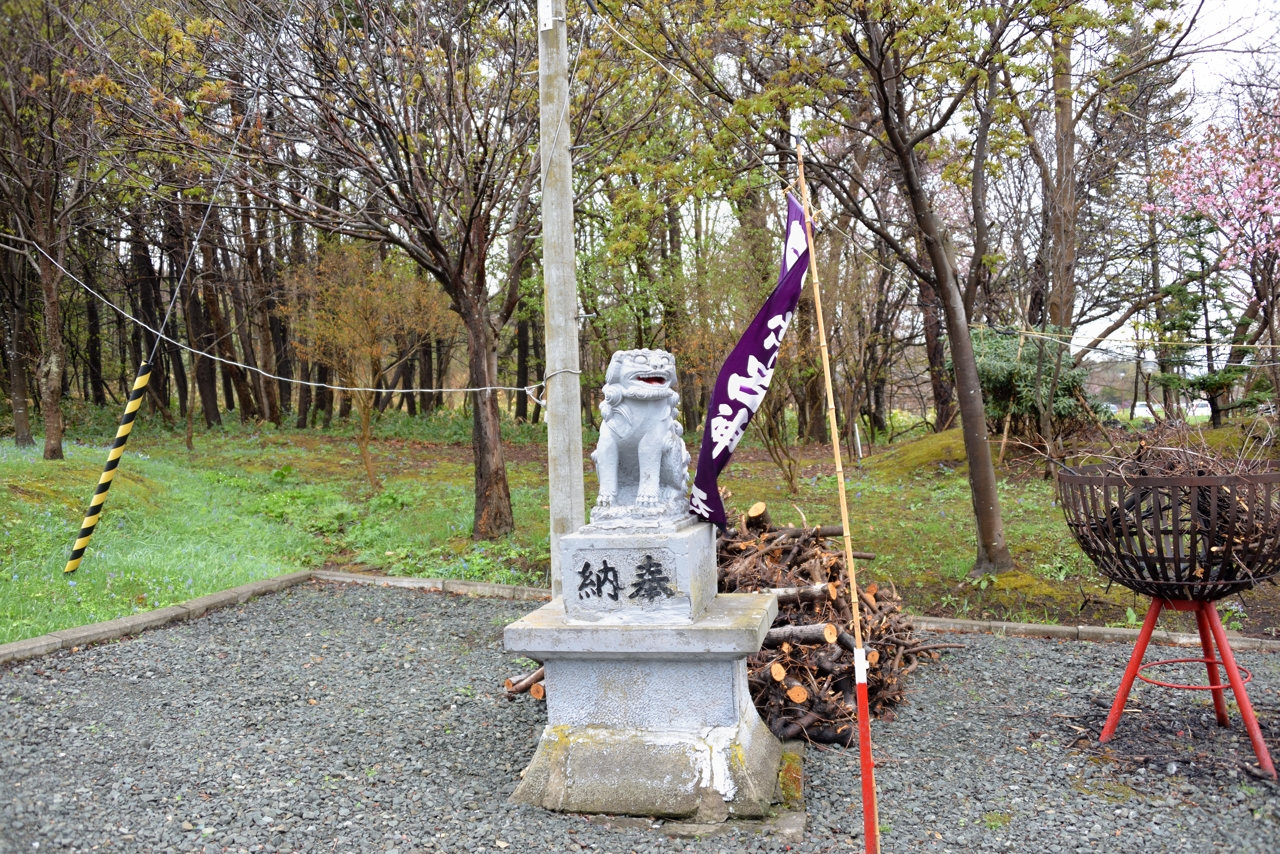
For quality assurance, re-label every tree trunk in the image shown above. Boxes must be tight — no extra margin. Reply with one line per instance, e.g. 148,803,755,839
418,335,435,415
515,316,529,422
355,392,378,490
434,337,450,411
317,364,333,427
85,285,106,406
166,315,188,420
530,323,544,425
181,278,222,427
237,186,281,425
36,248,65,459
271,313,292,414
403,334,417,416
930,230,1012,574
5,274,34,447
1047,29,1077,329
185,352,198,451
221,359,235,412
131,224,174,416
463,310,513,539
296,359,312,428
154,248,187,419
861,19,1012,574
199,243,259,422
378,335,414,413
228,275,268,420
799,293,827,443
918,277,956,430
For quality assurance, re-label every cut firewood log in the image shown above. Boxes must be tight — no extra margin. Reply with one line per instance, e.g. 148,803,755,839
529,682,546,701
769,661,787,682
764,623,839,647
504,666,545,695
777,709,822,741
785,683,809,704
769,583,838,606
746,502,772,532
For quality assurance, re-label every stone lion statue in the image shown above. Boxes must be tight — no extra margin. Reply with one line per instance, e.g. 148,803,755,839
590,349,690,522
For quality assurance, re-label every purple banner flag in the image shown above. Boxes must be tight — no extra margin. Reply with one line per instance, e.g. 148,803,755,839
690,193,810,527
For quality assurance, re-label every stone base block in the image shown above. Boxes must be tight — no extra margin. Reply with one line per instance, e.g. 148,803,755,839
506,592,782,819
505,594,777,660
511,714,782,819
561,520,716,623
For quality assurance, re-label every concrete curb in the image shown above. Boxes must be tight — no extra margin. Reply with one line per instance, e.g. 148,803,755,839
0,569,552,666
0,570,316,666
912,615,1280,652
310,570,552,601
4,571,1276,666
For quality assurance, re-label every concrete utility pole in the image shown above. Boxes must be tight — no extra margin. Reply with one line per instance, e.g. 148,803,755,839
539,0,585,597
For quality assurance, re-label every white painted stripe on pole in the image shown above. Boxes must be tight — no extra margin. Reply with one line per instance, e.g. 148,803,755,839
854,647,869,684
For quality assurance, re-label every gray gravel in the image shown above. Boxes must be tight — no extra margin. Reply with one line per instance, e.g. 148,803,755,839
1,581,1277,854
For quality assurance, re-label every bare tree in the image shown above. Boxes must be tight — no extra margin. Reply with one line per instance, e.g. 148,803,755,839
138,0,541,537
0,0,118,459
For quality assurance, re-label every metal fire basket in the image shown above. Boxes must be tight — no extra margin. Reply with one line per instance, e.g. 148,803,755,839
1057,465,1278,778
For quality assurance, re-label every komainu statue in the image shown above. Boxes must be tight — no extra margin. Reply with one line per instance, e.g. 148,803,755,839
589,349,690,524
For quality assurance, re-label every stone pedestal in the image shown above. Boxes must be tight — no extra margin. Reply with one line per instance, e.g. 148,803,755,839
505,519,783,820
562,516,716,624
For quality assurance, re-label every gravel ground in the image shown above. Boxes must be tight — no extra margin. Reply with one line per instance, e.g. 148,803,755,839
1,581,1278,854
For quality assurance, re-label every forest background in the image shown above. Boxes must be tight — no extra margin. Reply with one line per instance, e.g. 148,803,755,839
3,0,1280,640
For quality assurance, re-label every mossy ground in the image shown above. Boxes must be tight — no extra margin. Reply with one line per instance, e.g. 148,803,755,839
2,401,1278,643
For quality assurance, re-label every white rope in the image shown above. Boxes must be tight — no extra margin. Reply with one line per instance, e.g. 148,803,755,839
32,242,581,396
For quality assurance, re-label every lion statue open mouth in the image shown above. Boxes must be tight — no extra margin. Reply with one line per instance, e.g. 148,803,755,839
589,349,691,523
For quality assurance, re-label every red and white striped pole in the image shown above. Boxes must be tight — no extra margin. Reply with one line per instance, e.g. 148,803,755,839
796,148,881,854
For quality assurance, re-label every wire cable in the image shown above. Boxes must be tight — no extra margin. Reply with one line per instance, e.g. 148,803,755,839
145,1,300,366
971,322,1280,367
34,242,580,396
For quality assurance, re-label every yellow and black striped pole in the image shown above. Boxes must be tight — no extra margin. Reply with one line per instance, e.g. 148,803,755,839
63,362,152,574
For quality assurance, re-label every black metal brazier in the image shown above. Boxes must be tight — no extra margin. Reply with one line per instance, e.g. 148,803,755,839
1057,464,1280,601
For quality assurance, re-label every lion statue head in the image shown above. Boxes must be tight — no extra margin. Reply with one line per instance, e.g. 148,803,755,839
600,349,681,423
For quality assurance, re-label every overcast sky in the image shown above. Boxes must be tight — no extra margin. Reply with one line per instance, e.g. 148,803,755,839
1184,0,1278,99
1070,0,1279,368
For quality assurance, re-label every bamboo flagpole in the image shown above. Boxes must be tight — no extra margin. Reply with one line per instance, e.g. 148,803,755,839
796,148,881,854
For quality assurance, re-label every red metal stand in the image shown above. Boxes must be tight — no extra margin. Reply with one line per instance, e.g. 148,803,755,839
1099,598,1276,779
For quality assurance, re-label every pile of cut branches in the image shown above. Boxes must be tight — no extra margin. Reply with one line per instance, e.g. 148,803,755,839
1082,430,1276,479
720,503,961,744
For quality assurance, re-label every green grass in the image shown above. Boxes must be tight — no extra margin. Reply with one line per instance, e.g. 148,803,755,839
0,442,328,644
3,398,1274,643
0,403,553,643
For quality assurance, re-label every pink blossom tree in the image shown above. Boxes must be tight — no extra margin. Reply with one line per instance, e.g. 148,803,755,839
1159,100,1280,408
